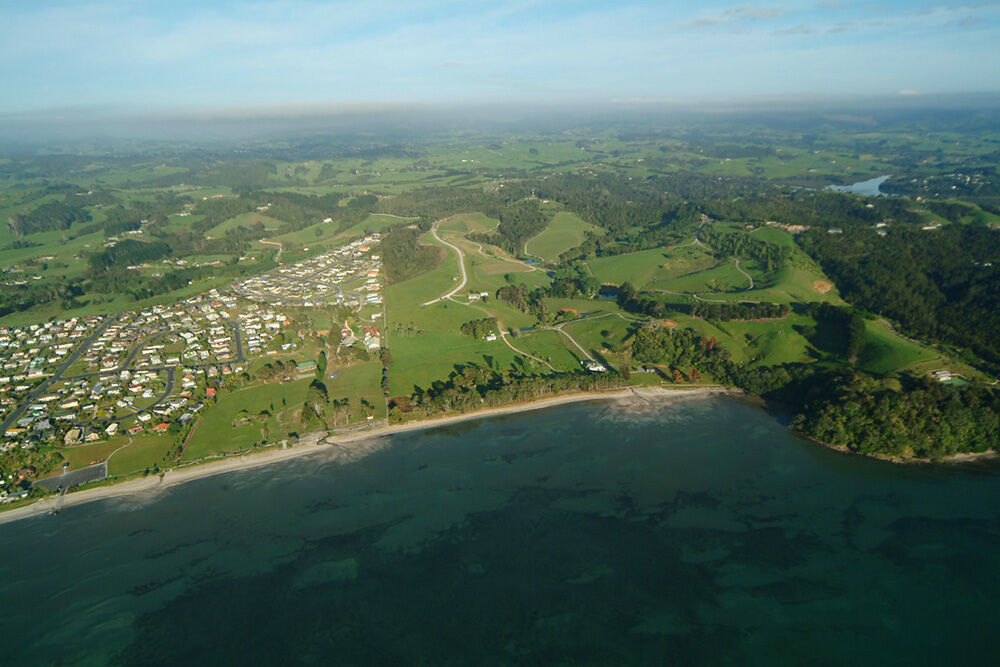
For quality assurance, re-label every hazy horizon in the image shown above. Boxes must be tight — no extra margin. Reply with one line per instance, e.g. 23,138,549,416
3,91,1000,145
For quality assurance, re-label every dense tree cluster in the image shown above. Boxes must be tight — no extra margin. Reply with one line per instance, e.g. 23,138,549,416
617,282,668,318
9,200,91,235
691,302,789,321
460,318,498,338
87,239,173,272
407,366,619,416
381,225,443,283
495,284,548,320
793,373,1000,458
700,227,787,271
804,303,867,361
630,325,734,381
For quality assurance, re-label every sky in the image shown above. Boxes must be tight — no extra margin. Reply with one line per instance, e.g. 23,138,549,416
1,0,999,115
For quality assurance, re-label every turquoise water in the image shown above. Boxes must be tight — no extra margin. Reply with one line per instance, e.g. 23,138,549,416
2,395,999,665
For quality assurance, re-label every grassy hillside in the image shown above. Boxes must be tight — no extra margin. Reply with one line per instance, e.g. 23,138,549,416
525,211,599,262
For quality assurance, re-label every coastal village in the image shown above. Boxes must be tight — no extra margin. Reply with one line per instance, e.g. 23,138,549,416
0,234,382,503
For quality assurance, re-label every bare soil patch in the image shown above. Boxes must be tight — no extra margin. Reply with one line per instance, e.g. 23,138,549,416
812,280,833,294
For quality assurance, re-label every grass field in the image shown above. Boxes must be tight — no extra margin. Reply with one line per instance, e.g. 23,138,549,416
524,212,598,262
183,378,312,460
656,259,757,293
338,213,418,238
858,319,941,375
51,439,122,471
439,212,500,234
206,212,284,238
385,229,557,392
325,361,387,424
508,329,581,370
107,434,177,475
586,248,671,286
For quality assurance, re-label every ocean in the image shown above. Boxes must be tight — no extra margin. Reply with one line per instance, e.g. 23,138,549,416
1,395,999,665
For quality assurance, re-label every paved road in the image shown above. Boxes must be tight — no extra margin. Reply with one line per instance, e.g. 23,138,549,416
552,320,594,361
117,366,177,419
423,220,468,306
0,315,120,433
226,320,246,362
544,312,642,364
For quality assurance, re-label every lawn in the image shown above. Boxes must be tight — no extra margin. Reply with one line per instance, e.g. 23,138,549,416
509,329,581,370
50,439,123,471
107,434,178,475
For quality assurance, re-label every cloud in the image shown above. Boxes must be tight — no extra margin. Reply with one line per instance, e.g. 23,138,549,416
952,15,986,27
897,89,921,95
676,4,788,30
772,23,816,35
1,0,998,113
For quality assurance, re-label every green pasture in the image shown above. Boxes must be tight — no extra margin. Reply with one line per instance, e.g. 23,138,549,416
206,212,284,238
586,248,671,286
509,329,581,370
524,212,599,262
337,213,419,238
655,259,757,293
439,212,499,234
858,319,941,375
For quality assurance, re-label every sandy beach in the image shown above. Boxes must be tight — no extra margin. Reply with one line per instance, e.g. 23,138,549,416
0,385,732,526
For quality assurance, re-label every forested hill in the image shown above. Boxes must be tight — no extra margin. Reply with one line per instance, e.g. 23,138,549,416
792,372,1000,459
798,224,1000,370
381,225,444,284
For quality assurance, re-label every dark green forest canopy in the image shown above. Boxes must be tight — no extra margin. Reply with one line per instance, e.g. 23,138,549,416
799,224,1000,370
381,225,443,284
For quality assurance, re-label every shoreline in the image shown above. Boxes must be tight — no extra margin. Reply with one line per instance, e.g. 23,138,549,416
795,430,1000,467
0,385,732,526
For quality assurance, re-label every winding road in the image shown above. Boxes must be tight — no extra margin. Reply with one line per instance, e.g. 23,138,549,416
259,238,283,263
733,258,754,290
422,220,469,306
